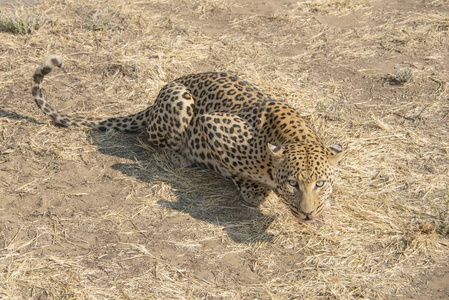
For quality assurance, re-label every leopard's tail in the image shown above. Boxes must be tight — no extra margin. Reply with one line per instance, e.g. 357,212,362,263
32,55,150,132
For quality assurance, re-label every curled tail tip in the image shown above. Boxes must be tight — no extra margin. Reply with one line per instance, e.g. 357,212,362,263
33,55,63,85
37,55,63,74
44,55,63,69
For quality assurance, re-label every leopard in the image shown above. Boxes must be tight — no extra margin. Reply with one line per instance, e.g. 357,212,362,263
32,55,343,223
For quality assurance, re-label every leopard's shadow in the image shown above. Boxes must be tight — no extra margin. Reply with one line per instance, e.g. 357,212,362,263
0,109,42,125
88,130,274,244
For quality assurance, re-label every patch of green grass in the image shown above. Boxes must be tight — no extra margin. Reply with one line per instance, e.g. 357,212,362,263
78,8,127,32
432,185,449,236
388,65,414,85
315,100,343,121
0,14,44,35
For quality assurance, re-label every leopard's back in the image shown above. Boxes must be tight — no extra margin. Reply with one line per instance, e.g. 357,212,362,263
171,72,270,115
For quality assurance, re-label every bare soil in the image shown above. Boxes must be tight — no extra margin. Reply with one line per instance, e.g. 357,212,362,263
1,0,448,299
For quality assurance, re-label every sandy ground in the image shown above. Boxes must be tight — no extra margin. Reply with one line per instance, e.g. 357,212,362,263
1,0,449,299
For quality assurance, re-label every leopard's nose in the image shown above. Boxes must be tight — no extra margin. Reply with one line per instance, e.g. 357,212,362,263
301,210,315,220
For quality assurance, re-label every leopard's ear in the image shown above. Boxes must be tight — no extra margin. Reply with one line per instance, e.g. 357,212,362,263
327,144,343,167
267,143,285,165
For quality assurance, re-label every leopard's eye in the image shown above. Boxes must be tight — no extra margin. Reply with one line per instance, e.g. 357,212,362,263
288,180,298,188
315,180,326,188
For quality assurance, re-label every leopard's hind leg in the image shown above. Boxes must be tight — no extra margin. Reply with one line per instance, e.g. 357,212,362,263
146,82,195,166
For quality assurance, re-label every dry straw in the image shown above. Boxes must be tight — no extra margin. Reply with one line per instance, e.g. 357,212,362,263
1,0,448,299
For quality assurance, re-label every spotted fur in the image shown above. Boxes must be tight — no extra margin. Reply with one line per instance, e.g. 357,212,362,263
32,55,343,222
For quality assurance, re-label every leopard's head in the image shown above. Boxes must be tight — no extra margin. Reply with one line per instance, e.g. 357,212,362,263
268,143,343,222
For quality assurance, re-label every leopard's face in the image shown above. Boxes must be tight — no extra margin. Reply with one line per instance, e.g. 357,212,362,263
270,143,343,222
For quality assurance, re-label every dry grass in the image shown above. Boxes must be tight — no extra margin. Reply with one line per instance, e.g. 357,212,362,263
1,0,448,299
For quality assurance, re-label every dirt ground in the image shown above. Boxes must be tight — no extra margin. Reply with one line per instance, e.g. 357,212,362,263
1,0,448,299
